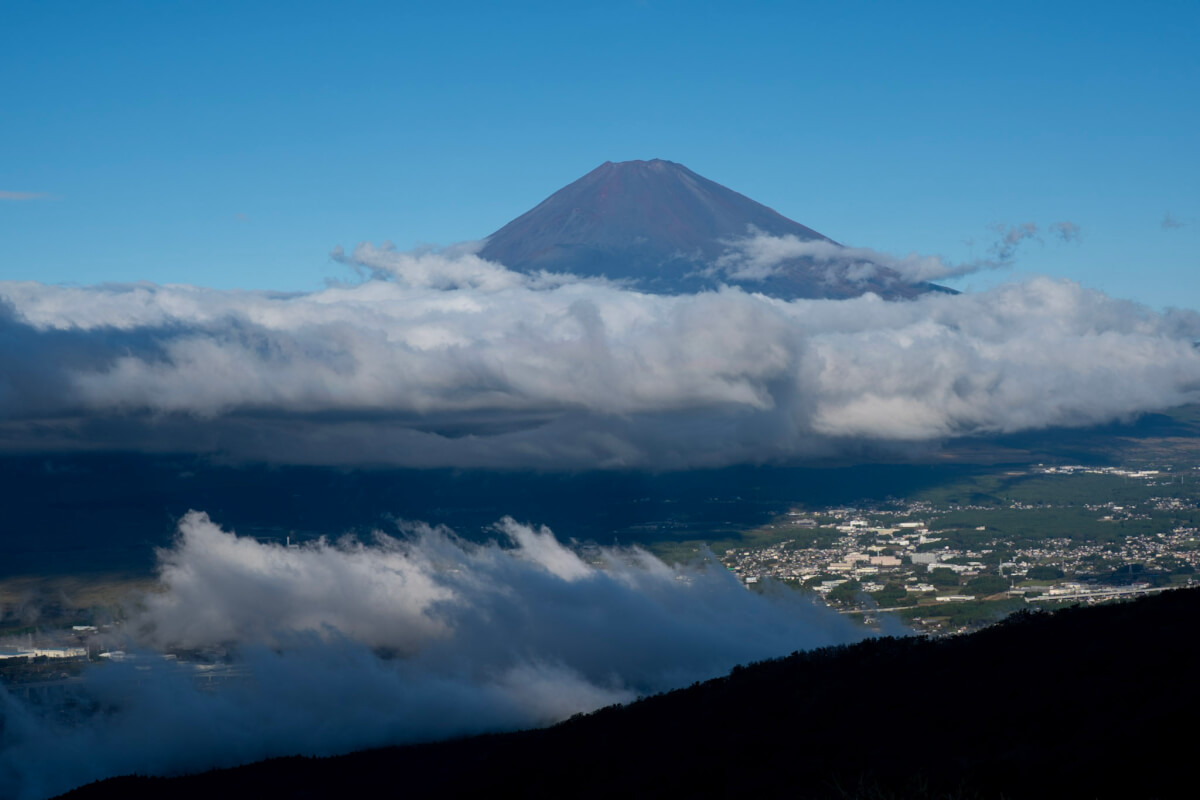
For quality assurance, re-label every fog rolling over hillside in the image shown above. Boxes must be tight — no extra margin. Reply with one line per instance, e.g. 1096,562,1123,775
61,589,1200,800
0,513,868,800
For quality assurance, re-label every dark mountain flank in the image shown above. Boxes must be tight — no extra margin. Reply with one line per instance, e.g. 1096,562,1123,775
479,159,939,299
63,588,1200,799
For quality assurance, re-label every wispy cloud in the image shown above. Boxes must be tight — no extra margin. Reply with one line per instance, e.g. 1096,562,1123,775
1162,212,1187,230
1049,221,1082,242
988,222,1039,262
0,190,50,201
714,219,1083,287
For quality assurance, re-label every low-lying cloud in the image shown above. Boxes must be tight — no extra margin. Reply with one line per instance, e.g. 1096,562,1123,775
0,512,865,798
1,247,1199,469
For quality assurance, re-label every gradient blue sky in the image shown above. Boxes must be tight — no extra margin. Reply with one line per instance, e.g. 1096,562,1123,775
2,0,1196,309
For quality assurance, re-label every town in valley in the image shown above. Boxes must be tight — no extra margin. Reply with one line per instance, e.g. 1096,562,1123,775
713,464,1200,634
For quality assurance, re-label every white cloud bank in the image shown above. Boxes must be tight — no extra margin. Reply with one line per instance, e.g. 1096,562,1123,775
0,512,865,799
1,248,1199,468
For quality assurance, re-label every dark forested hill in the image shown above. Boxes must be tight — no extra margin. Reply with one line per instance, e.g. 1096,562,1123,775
61,588,1200,799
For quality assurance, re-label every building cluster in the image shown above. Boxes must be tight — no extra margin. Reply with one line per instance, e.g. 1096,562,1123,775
0,643,87,661
722,514,983,601
1014,526,1200,575
1039,465,1165,480
721,473,1200,631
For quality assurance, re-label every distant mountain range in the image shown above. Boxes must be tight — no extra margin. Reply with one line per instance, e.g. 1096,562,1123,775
479,159,944,299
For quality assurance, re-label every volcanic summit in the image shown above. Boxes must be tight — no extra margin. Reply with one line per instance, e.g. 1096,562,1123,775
479,159,939,299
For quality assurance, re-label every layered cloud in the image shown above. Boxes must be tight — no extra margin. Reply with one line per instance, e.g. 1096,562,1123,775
715,221,1083,285
0,513,864,798
714,234,964,283
1,249,1199,469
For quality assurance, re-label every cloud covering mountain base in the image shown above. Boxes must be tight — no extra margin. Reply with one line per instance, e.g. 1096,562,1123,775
0,513,865,800
2,253,1199,469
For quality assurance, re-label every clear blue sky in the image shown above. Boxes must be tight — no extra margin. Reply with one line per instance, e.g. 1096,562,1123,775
2,0,1197,309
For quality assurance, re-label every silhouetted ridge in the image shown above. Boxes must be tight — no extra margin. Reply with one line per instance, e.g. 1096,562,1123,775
479,159,936,299
62,588,1200,799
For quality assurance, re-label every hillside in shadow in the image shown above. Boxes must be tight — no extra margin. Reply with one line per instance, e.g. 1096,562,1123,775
62,588,1200,799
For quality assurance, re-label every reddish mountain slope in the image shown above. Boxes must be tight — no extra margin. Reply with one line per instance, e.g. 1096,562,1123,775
479,159,935,299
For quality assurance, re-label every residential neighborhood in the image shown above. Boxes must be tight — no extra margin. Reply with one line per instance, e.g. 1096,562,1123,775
719,464,1200,634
